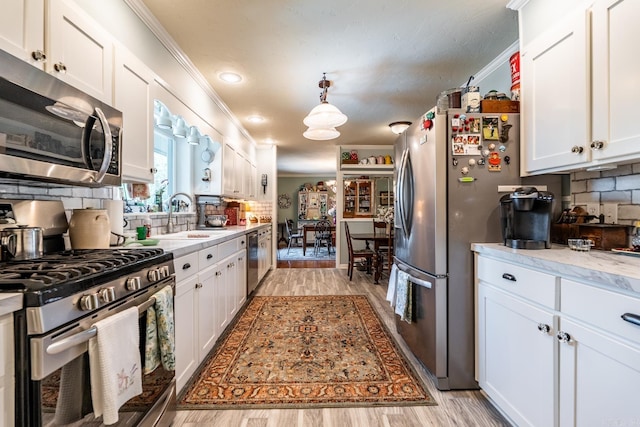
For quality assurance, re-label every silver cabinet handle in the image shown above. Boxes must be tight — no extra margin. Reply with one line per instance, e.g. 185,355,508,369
31,50,47,62
557,331,571,343
590,140,605,150
571,145,584,154
53,62,67,73
537,323,551,334
501,273,516,282
621,313,640,327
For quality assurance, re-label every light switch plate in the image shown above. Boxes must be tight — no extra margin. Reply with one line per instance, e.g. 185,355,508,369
586,203,600,217
603,203,618,224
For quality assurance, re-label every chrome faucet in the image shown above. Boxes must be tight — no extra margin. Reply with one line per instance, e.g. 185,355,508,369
166,192,193,234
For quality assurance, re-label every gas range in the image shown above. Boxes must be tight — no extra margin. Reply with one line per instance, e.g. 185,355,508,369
0,248,174,334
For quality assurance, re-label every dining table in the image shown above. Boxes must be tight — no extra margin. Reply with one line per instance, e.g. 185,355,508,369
302,223,336,256
349,232,393,284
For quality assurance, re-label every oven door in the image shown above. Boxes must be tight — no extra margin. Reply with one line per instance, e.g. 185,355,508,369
17,278,176,426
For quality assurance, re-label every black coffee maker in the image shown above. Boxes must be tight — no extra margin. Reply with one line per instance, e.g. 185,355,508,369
500,187,554,249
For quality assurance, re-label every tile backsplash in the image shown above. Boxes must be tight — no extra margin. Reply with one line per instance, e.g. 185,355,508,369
571,162,640,225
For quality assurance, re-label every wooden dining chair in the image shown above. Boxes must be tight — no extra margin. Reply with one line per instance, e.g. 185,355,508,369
373,219,394,271
344,222,374,281
313,220,333,256
285,219,303,254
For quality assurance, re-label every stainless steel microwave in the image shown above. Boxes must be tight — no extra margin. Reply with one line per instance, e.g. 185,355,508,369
0,49,122,187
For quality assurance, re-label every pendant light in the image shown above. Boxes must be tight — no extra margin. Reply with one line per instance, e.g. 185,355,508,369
186,126,201,145
172,116,187,138
303,73,347,140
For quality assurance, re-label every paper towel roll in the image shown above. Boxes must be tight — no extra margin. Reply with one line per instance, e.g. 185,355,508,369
103,200,124,246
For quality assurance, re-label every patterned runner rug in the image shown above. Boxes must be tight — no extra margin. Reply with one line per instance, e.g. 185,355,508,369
178,295,436,409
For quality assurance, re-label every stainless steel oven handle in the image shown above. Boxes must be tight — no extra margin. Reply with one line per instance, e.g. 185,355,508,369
92,107,113,184
46,295,157,355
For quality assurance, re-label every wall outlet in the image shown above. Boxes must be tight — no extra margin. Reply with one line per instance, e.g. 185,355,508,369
586,203,600,217
603,203,618,224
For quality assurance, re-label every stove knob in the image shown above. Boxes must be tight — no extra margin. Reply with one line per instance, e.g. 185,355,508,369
126,276,141,291
148,269,160,282
79,294,99,311
99,287,116,303
161,265,171,278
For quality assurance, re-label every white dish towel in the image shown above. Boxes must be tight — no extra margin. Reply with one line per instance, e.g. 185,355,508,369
386,263,399,308
89,306,142,425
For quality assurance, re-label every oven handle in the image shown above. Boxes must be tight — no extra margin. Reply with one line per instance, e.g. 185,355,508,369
46,295,157,355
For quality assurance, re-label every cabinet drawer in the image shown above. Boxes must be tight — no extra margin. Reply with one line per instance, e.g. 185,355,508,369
561,279,640,346
238,234,247,250
477,256,557,309
218,239,238,259
198,245,219,269
174,252,199,283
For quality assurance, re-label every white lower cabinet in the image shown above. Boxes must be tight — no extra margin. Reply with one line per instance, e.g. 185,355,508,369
175,236,249,393
0,313,14,427
476,254,640,427
478,284,556,427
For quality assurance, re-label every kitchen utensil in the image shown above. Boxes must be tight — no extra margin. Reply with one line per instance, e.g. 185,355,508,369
68,208,111,249
205,215,228,227
0,225,43,260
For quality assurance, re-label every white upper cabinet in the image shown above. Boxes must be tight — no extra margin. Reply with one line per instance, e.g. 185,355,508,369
0,0,113,104
520,0,640,174
520,8,590,174
114,45,155,183
590,0,640,163
46,0,113,103
0,0,44,65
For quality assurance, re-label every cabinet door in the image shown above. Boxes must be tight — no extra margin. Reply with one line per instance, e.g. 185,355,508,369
478,284,556,427
222,144,237,196
591,0,640,162
0,314,14,427
236,250,247,309
521,9,590,173
114,46,155,182
558,317,640,427
197,264,219,361
175,274,198,393
46,0,113,103
242,156,252,199
225,254,238,319
0,0,44,66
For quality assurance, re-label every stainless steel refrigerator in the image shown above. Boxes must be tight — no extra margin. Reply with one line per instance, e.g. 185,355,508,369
393,107,521,390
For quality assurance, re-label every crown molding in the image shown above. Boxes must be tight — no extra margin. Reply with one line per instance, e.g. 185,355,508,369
123,0,256,145
462,40,519,86
506,0,530,11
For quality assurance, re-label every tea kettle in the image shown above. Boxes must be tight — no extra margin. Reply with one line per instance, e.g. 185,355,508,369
68,208,111,249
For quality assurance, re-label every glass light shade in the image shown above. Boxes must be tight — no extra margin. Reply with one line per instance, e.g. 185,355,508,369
303,126,340,140
186,126,200,145
303,102,348,128
389,121,412,135
172,116,187,138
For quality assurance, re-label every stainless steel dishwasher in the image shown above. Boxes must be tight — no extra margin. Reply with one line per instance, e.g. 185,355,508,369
247,231,259,294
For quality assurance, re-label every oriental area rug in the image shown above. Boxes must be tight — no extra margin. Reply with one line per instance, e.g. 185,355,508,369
177,295,436,410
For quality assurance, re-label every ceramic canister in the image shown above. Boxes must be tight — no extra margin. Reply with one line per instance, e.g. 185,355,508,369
68,208,111,249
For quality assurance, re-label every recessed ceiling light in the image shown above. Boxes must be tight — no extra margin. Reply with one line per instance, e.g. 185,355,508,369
247,115,265,123
218,72,242,83
264,138,276,145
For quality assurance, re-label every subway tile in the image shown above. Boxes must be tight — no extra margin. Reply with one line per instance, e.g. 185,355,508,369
573,192,601,204
616,174,640,191
601,191,631,203
602,164,632,177
587,177,615,192
619,204,640,221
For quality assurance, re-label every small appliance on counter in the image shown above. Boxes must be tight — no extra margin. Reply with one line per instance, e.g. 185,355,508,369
500,187,555,249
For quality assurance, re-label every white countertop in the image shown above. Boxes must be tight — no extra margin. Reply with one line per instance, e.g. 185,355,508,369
130,223,271,258
472,243,640,296
0,293,22,316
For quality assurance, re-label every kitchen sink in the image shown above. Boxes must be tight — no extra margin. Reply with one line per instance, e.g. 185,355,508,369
153,230,230,240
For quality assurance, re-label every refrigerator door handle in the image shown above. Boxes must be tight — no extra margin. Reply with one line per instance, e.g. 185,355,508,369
396,147,407,231
397,147,413,238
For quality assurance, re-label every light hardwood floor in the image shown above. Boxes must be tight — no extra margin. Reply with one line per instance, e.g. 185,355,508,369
174,268,512,427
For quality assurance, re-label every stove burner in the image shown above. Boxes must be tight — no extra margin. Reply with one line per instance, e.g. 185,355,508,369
0,248,172,306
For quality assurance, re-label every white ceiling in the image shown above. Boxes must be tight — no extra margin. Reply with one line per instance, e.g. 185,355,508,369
138,0,518,175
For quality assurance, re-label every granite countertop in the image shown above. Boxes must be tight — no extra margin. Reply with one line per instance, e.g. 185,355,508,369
472,243,640,297
131,223,271,258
